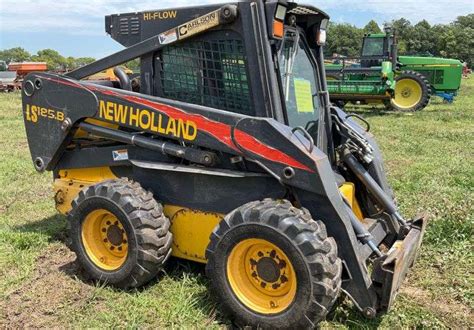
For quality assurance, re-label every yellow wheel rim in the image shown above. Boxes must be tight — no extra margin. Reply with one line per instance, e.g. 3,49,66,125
226,238,297,314
392,78,423,109
81,209,128,271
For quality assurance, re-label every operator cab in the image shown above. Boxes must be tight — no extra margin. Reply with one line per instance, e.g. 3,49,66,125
107,1,331,156
268,3,331,154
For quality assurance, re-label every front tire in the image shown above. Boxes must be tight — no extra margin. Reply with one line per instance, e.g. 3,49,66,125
69,178,172,289
206,199,342,328
390,70,431,111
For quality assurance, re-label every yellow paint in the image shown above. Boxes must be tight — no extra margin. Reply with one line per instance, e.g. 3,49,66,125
81,209,128,270
392,78,423,110
164,205,223,263
226,238,297,314
53,167,117,214
143,10,177,21
408,64,459,68
98,100,197,141
25,104,64,123
339,182,364,220
86,66,133,81
294,78,314,113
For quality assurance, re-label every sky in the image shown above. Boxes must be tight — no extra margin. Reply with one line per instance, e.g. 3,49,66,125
0,0,473,58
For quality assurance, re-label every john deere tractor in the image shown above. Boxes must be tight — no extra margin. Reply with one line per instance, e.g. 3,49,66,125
326,26,463,111
21,1,426,327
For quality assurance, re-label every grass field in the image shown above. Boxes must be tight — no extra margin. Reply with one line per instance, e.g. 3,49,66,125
0,79,472,328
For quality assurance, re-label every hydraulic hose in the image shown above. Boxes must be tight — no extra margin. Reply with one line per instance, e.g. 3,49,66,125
342,148,408,228
343,202,383,257
78,122,216,166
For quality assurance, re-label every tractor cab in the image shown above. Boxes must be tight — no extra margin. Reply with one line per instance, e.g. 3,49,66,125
360,27,396,68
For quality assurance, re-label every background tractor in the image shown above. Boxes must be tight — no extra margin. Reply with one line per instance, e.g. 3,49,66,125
20,1,426,327
326,26,463,111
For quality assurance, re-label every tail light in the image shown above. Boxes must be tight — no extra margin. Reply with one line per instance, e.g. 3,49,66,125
272,4,287,39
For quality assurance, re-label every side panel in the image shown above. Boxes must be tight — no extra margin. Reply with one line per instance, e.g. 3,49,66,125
399,56,463,92
164,205,224,263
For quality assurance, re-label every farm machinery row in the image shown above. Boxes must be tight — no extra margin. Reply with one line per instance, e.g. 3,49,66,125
0,61,47,92
325,26,463,111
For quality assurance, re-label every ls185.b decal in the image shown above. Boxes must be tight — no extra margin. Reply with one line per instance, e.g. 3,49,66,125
25,104,65,123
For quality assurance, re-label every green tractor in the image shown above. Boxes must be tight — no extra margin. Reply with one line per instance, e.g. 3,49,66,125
326,26,463,111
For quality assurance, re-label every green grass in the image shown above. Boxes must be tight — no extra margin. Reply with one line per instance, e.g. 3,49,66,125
0,79,473,327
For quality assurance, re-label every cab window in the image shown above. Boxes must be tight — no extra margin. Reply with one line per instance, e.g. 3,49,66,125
278,30,320,134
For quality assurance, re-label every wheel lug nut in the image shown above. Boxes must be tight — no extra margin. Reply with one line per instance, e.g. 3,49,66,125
102,228,106,232
106,221,111,225
103,238,107,242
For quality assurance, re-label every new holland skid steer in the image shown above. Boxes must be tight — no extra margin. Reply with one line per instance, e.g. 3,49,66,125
21,1,426,327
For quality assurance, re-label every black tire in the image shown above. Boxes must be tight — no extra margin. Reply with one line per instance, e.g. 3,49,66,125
206,199,342,328
390,70,431,111
69,178,172,289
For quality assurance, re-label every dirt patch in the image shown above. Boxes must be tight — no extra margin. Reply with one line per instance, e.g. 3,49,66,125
2,244,98,327
400,285,474,326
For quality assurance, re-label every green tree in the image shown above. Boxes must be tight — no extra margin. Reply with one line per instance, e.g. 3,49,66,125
391,18,412,40
402,20,441,56
326,23,364,57
363,20,382,34
74,57,95,68
31,49,67,70
126,59,140,71
0,47,31,63
450,14,474,66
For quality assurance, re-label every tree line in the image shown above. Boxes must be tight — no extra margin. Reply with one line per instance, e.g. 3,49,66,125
0,48,96,71
1,14,472,69
326,14,473,66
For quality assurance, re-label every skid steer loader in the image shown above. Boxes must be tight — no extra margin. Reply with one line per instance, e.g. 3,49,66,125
21,1,426,327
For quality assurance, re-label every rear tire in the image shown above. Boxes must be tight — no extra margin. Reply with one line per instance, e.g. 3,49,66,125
206,199,342,328
390,70,431,111
69,178,172,289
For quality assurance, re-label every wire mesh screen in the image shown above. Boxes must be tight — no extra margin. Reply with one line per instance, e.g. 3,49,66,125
158,38,252,115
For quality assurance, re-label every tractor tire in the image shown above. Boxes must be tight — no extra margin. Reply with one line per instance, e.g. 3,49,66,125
69,178,172,289
390,70,431,111
206,199,342,328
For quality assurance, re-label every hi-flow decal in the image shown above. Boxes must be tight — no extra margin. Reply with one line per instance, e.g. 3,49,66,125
98,100,198,141
24,104,64,123
143,10,177,21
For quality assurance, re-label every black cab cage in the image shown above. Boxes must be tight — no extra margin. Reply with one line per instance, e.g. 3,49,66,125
67,1,329,123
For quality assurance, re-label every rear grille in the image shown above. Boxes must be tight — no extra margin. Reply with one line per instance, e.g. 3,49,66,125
118,16,140,36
